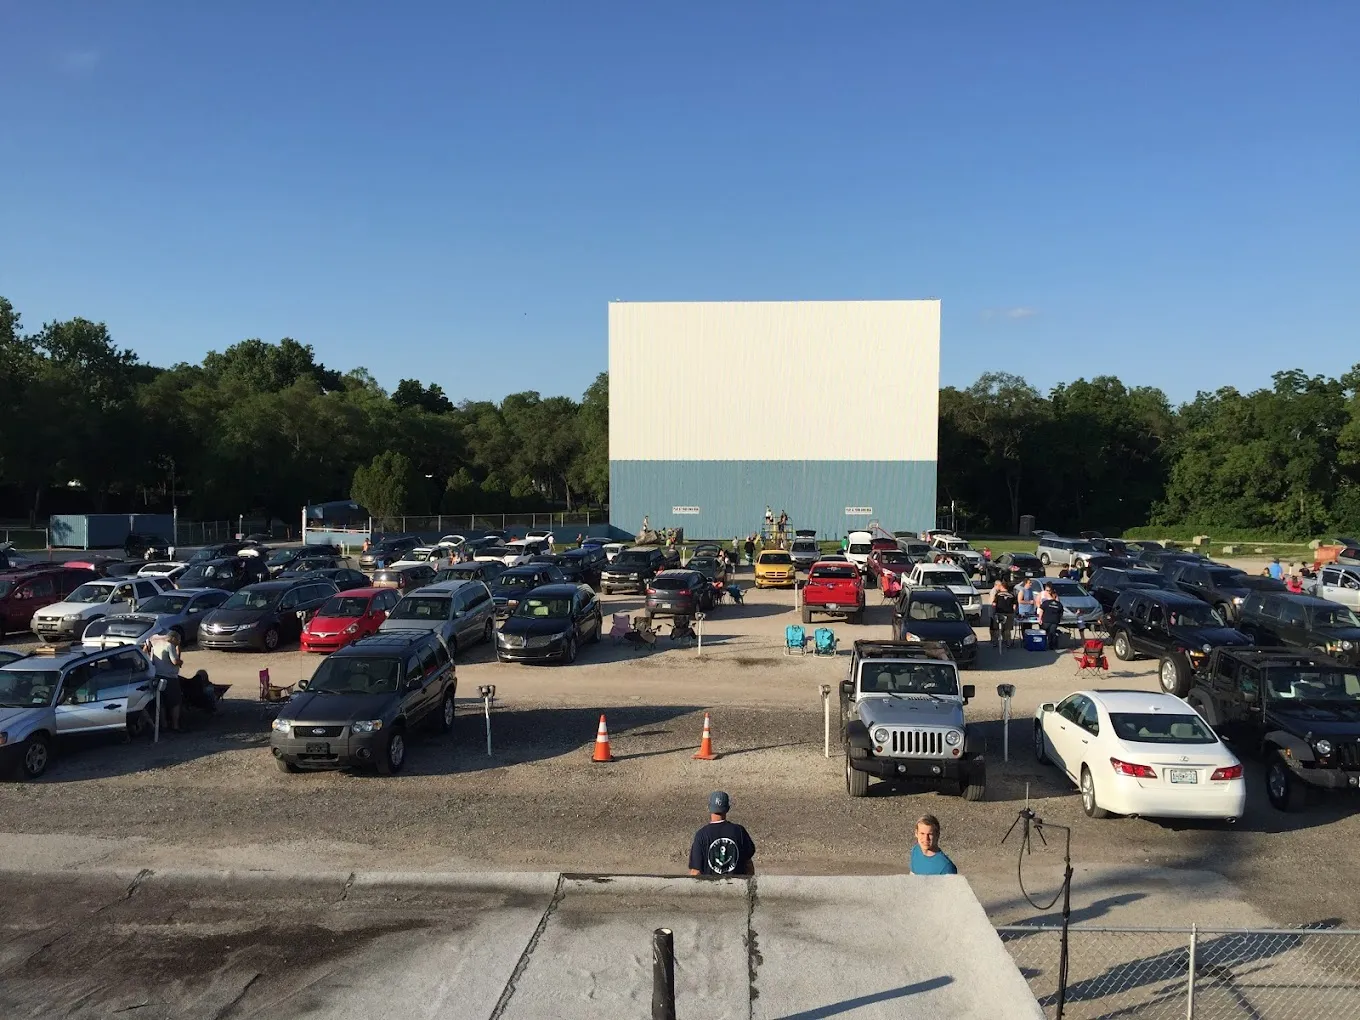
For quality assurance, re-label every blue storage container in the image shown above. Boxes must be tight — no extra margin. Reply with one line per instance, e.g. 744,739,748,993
1024,631,1048,652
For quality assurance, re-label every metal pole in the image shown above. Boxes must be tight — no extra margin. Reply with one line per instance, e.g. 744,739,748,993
997,684,1015,764
153,683,162,744
478,684,496,756
1186,924,1198,1019
820,684,832,758
651,927,676,1020
695,612,704,657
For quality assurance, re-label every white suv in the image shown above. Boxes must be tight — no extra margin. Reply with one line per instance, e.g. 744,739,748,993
845,531,874,574
30,577,172,642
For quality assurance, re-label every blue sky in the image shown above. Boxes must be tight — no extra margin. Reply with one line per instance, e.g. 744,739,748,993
3,2,1356,405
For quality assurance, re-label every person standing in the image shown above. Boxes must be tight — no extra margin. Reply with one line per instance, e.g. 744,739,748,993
909,815,957,875
744,535,755,567
1267,556,1283,580
1017,576,1038,623
144,630,185,733
1039,583,1064,649
688,791,756,876
989,580,1017,647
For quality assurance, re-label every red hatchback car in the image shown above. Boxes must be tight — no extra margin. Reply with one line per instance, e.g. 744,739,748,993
300,587,401,653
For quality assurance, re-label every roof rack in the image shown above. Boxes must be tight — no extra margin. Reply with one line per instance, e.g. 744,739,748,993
33,643,71,656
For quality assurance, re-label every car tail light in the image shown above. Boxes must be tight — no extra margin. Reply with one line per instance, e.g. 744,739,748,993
1210,765,1243,781
1110,758,1157,779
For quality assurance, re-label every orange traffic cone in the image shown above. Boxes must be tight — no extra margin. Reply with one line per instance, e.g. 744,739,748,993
592,714,614,763
692,712,719,760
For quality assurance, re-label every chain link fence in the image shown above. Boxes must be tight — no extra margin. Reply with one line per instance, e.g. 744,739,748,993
370,510,610,535
998,924,1360,1019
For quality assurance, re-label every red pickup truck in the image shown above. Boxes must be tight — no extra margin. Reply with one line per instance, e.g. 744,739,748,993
801,560,865,625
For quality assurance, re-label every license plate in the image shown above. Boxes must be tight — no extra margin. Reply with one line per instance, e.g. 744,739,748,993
1169,769,1197,784
660,602,674,609
305,742,330,754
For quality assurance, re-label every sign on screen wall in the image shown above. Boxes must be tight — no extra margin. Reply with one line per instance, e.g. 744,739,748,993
845,507,873,516
672,506,701,515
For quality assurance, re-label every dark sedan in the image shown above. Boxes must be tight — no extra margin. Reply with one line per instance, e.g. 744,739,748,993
433,561,506,586
892,587,978,667
490,564,566,617
986,552,1045,583
199,578,338,651
175,556,269,592
279,566,372,591
495,584,602,664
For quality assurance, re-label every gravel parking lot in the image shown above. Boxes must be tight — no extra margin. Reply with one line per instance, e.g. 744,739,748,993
1,560,1356,932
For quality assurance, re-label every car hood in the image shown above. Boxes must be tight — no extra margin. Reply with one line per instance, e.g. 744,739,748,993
1312,626,1360,641
203,608,271,627
490,584,535,599
378,618,441,633
306,615,359,635
283,691,399,723
82,614,161,643
944,583,977,598
1172,626,1251,647
34,600,107,618
0,705,49,731
499,616,574,638
857,697,964,726
1267,702,1360,734
1057,596,1102,613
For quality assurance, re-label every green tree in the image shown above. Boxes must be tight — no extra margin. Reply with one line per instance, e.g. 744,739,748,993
351,451,419,520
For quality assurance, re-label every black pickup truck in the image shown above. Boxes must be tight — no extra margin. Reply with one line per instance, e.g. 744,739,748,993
1184,647,1360,811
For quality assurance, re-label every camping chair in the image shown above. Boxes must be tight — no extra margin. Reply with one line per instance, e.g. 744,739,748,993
1072,637,1109,676
813,627,838,656
670,616,696,647
784,624,808,655
608,612,632,644
624,616,657,651
726,583,744,605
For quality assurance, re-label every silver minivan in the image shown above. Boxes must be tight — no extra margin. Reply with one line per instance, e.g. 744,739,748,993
1035,536,1099,568
378,580,496,657
0,644,159,779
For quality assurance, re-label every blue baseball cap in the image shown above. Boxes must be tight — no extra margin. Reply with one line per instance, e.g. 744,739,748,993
709,791,730,815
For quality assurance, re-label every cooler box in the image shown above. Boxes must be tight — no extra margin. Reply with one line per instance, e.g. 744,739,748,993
1024,631,1048,652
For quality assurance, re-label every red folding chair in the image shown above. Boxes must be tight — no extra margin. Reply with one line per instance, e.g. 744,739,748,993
1071,637,1109,676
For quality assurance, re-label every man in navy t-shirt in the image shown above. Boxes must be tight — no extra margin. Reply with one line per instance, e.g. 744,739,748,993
688,791,756,876
909,814,957,875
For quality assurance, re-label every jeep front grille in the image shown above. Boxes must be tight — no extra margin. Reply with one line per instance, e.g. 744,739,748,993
1337,741,1360,769
889,729,943,757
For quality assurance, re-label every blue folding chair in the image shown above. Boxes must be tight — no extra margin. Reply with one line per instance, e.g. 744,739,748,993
784,624,807,655
813,627,838,656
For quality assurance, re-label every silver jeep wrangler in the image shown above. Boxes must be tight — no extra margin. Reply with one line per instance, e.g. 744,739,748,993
840,640,986,800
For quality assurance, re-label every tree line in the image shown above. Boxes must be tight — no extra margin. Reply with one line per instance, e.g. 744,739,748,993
3,296,1357,539
0,297,607,527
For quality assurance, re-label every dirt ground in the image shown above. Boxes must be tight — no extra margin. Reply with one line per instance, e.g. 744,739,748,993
1,562,1356,932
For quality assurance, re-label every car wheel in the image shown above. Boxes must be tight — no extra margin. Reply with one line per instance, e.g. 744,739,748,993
589,614,602,643
483,619,494,644
20,733,51,780
845,752,869,797
276,757,300,774
1266,754,1307,812
376,727,406,775
563,636,577,665
1159,654,1192,697
1215,602,1233,623
1112,629,1134,661
1080,766,1109,818
262,626,280,652
127,708,152,740
438,692,456,734
801,606,812,624
1039,553,1051,566
1033,723,1049,764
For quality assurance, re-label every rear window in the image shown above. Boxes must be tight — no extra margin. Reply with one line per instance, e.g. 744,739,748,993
651,576,694,591
759,553,793,565
792,541,818,552
847,544,871,555
811,566,858,579
615,552,651,566
1109,713,1216,744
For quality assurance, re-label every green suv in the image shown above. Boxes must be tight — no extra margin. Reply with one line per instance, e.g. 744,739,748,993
270,631,456,775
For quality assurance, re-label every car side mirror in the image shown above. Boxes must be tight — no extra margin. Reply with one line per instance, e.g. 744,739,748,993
405,677,422,691
962,685,975,702
297,678,309,691
1243,690,1259,705
1039,701,1056,714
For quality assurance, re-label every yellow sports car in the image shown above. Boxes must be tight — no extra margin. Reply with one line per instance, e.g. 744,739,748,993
754,550,797,588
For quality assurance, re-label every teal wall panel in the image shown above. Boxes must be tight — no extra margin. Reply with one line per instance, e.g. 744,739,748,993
610,460,936,540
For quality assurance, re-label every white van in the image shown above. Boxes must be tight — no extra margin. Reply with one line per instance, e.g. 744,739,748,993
845,531,874,575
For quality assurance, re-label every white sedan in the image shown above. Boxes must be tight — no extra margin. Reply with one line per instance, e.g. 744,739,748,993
1033,690,1246,822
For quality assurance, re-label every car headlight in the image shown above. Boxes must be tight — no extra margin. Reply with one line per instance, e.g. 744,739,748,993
962,634,976,645
1201,644,1212,653
872,727,889,744
345,623,359,634
1315,739,1333,757
1344,641,1356,651
902,631,921,641
1232,596,1245,605
271,719,291,735
64,614,85,622
351,720,384,733
0,732,8,746
944,730,962,746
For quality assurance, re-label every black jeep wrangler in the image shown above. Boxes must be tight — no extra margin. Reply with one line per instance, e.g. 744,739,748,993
1106,588,1251,696
1184,647,1360,811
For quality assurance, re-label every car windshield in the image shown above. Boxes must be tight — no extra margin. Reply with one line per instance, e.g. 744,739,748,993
320,595,370,618
221,589,282,611
812,566,858,579
760,553,793,565
479,546,513,558
1310,605,1360,628
615,552,651,566
497,573,538,590
921,570,968,586
847,543,871,554
1109,712,1217,744
188,547,229,563
906,599,965,623
1046,581,1088,598
651,576,695,591
1265,668,1360,703
67,583,115,604
792,542,818,552
1167,604,1225,627
138,594,190,614
307,656,402,695
876,551,909,565
944,540,971,550
688,558,718,572
1207,569,1246,586
513,597,571,619
268,549,300,565
0,668,61,708
860,663,959,696
390,596,451,620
